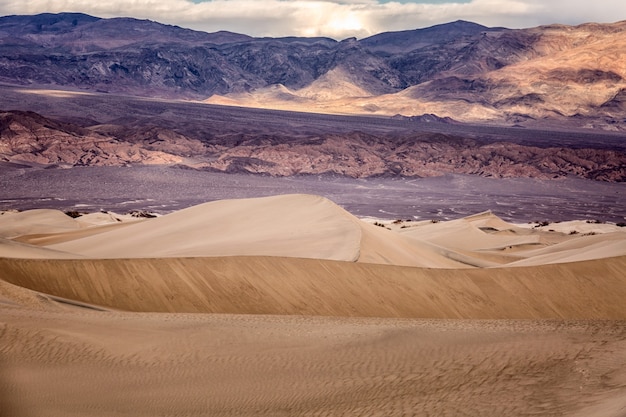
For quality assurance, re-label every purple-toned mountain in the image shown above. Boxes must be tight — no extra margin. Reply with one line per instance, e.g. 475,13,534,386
1,13,626,130
360,20,499,54
0,12,252,50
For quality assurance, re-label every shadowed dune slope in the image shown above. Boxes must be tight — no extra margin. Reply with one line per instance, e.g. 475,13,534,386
1,255,625,319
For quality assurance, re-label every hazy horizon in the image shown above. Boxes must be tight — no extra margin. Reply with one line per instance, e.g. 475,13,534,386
1,0,625,40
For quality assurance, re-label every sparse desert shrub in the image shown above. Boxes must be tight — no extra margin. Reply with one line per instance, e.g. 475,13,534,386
130,210,157,218
534,221,550,228
617,222,626,227
431,219,440,223
64,210,82,218
373,221,391,230
569,230,579,235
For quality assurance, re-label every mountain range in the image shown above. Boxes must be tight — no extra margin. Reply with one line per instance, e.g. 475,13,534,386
1,13,625,182
1,13,626,129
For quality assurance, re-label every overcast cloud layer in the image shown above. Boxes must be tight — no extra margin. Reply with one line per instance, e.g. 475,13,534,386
0,0,625,39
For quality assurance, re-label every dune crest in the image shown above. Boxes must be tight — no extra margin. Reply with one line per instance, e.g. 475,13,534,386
1,255,625,319
1,194,625,268
49,194,363,261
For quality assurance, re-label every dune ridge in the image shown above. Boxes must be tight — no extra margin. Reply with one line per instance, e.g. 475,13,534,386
3,194,625,268
2,255,625,319
2,194,626,319
46,194,363,262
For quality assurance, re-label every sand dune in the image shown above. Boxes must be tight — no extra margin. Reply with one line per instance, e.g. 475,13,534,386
2,193,624,319
2,255,625,319
48,194,364,261
8,194,478,268
399,215,542,251
0,209,80,238
0,237,82,259
1,299,623,417
505,232,626,266
4,194,624,268
2,194,626,416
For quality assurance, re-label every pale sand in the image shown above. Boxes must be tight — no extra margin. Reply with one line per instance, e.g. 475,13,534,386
3,195,625,267
50,194,364,262
0,208,81,239
1,194,626,416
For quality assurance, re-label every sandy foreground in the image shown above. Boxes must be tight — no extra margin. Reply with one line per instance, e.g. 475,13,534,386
1,194,626,416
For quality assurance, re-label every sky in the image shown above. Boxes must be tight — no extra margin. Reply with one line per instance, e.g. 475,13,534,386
0,0,625,39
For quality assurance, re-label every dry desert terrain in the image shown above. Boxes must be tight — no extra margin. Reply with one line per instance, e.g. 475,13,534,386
1,194,626,416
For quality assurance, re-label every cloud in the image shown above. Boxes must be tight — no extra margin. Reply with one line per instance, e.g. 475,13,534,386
0,0,625,39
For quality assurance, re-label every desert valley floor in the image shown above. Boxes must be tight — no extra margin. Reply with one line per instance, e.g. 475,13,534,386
2,165,625,223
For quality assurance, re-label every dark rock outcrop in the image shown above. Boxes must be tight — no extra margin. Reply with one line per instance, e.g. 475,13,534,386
2,110,624,181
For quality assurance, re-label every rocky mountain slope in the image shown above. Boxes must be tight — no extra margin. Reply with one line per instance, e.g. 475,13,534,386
2,109,624,181
1,13,626,128
209,21,626,129
0,110,183,166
